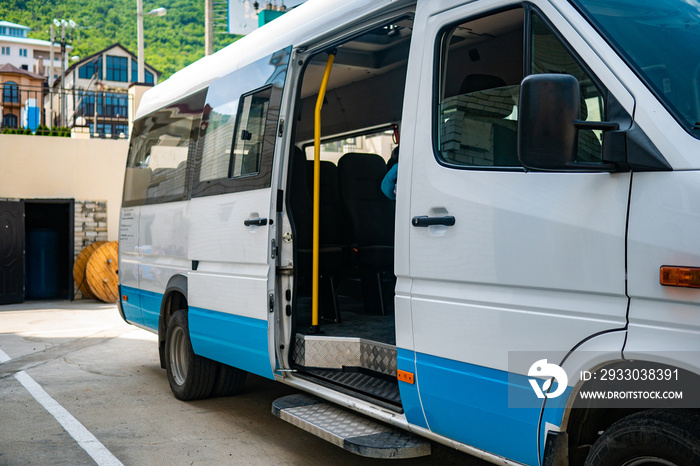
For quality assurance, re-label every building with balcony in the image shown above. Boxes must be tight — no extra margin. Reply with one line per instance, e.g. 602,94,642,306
0,63,45,130
0,20,71,82
48,43,160,138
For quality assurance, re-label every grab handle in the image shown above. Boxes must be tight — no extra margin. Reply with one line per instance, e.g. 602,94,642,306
412,215,455,227
244,218,268,227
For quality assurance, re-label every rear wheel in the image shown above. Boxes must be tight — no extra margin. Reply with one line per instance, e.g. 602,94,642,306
211,362,247,397
164,310,216,400
584,410,700,466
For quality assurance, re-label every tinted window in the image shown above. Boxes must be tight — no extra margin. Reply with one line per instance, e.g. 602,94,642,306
122,90,206,206
436,9,607,168
192,47,290,197
531,13,605,162
574,0,700,138
437,9,524,168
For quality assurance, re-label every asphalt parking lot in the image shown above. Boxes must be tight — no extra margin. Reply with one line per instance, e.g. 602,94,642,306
0,301,487,466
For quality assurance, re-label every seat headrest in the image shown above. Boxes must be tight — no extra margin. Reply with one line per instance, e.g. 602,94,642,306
459,74,507,94
450,74,515,119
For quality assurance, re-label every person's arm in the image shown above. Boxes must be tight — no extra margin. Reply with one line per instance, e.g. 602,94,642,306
381,164,399,200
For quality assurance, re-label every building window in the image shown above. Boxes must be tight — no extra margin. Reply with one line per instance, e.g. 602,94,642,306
104,93,128,117
79,92,96,117
114,124,128,137
3,113,18,128
19,48,27,57
106,55,128,82
79,57,102,80
1,46,10,55
3,82,19,103
131,58,155,84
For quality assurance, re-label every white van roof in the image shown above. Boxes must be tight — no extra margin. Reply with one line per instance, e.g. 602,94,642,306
136,0,408,119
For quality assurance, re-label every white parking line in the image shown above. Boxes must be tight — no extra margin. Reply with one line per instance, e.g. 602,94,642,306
0,347,123,466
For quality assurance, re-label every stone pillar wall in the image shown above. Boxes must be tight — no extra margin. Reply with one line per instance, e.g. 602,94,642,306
73,200,109,299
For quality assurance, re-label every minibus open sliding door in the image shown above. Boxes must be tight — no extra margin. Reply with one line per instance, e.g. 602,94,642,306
186,48,291,379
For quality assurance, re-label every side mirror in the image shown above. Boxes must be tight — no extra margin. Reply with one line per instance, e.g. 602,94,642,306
518,73,617,172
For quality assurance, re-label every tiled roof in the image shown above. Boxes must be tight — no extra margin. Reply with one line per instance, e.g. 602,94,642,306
0,62,45,80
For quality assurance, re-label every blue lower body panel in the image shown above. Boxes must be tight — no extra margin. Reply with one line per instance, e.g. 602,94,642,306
120,285,144,327
140,289,163,331
119,285,161,332
415,352,543,465
189,307,274,380
397,348,429,429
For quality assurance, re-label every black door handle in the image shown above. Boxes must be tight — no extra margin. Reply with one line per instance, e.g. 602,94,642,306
412,215,455,227
244,218,269,226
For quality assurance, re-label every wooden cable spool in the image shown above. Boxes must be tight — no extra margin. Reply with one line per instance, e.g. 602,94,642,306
73,241,106,299
85,241,119,303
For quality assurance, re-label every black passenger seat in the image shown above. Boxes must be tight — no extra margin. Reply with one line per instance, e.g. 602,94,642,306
337,152,395,315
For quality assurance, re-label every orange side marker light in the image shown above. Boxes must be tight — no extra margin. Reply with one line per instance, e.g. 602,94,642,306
397,369,414,384
660,266,700,288
122,295,128,302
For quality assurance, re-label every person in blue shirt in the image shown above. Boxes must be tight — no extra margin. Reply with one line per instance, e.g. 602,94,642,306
381,147,399,200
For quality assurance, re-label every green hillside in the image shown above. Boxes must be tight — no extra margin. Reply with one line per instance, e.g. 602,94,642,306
0,0,239,80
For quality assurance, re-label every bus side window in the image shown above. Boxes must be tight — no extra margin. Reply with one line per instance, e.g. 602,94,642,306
191,47,290,198
229,87,271,178
122,89,206,207
530,12,606,163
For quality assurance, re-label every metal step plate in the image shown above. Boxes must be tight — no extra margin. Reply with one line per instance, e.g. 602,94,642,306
293,334,397,377
272,394,431,459
305,368,401,405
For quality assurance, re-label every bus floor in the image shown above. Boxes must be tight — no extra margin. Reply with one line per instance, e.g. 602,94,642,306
294,295,396,345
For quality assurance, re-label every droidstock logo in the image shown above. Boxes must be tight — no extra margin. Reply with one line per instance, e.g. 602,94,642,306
528,359,568,399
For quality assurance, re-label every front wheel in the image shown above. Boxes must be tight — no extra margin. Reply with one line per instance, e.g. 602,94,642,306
164,310,216,400
584,410,700,466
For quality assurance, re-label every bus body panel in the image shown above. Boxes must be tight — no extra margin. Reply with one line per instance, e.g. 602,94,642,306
137,201,190,331
119,206,142,325
625,171,700,375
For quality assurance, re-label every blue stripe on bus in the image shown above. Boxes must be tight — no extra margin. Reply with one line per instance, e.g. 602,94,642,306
415,351,544,465
188,307,274,380
119,285,161,332
396,348,428,429
140,289,163,331
120,285,143,325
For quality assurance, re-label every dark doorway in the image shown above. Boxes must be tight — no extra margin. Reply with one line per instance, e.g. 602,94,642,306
0,200,25,304
24,200,74,300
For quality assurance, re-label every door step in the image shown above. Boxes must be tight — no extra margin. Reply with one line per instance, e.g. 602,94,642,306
272,394,431,459
293,334,397,376
305,368,401,405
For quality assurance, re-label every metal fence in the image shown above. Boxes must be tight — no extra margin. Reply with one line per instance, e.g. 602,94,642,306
1,83,132,139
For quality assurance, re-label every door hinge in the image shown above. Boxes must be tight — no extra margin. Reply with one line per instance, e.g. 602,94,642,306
278,118,284,137
269,293,275,313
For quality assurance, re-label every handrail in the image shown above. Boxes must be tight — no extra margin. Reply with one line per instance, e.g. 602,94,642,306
310,51,335,334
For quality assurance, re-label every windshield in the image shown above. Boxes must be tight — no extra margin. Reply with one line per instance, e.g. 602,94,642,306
573,0,700,138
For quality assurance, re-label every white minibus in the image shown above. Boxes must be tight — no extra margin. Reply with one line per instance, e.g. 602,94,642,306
118,0,700,464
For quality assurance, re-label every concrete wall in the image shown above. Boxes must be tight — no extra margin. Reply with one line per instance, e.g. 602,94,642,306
0,134,128,241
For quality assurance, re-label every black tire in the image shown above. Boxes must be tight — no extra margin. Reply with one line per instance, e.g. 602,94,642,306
164,310,216,401
211,362,247,397
584,410,700,466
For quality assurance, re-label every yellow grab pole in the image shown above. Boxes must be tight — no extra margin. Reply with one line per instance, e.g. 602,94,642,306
311,52,335,333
